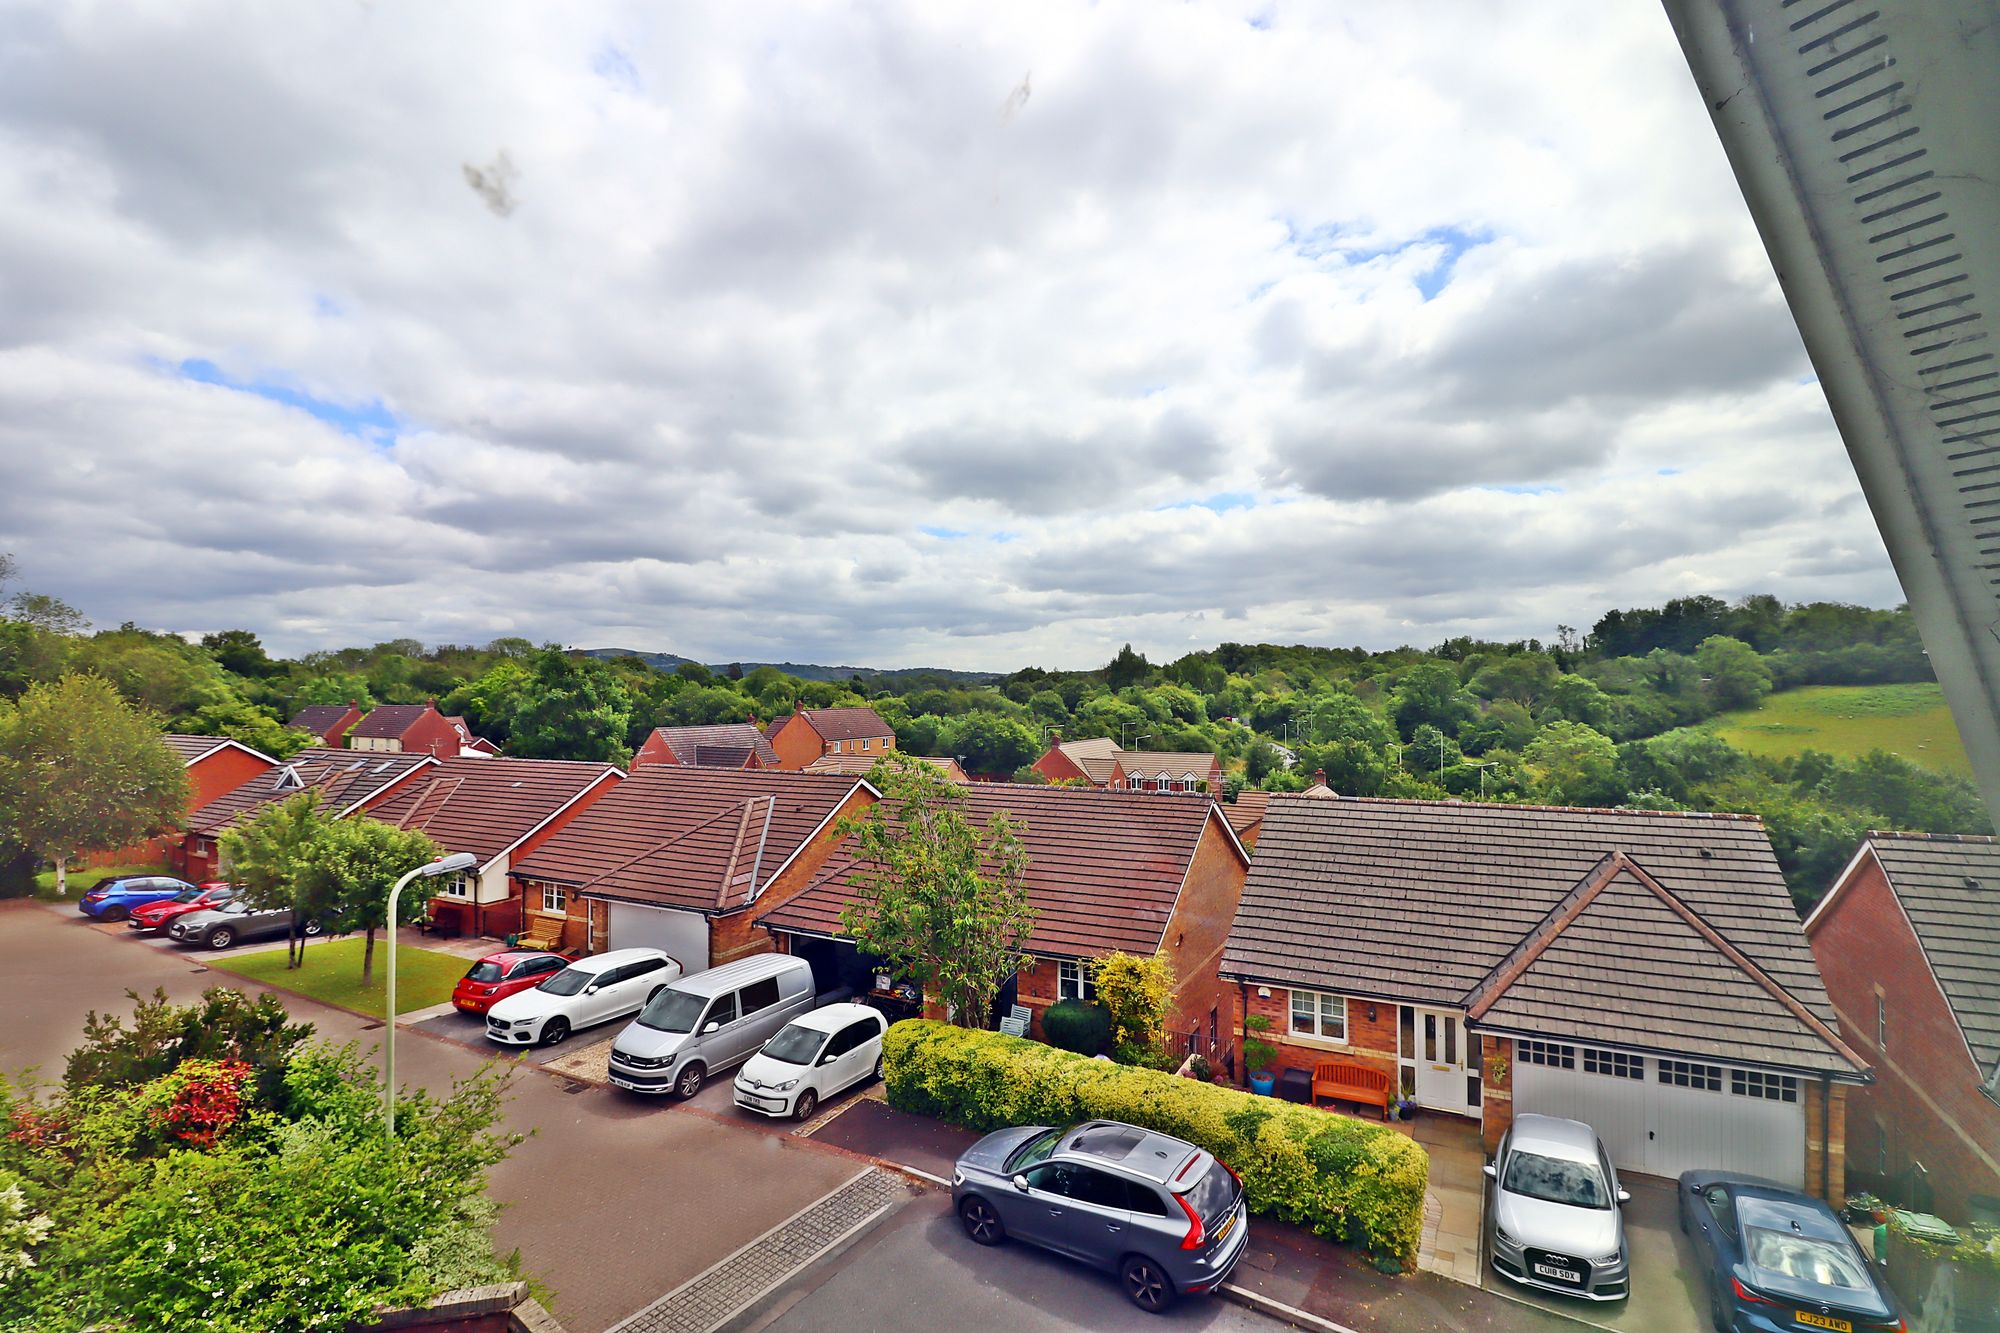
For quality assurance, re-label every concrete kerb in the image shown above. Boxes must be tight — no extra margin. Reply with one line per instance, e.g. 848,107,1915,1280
1215,1283,1364,1333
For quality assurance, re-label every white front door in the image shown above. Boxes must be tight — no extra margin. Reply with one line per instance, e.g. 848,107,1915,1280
1406,1007,1479,1115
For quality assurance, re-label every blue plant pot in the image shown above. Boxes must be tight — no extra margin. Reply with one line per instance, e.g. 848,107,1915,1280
1249,1072,1276,1096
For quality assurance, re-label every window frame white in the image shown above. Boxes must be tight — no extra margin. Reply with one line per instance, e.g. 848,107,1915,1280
1057,959,1097,1004
1287,988,1349,1043
538,882,566,916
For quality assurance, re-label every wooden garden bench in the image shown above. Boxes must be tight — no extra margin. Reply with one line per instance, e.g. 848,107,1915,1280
1311,1060,1393,1118
516,922,564,954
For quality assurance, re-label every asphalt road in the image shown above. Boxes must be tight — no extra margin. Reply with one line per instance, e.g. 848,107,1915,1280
3,901,868,1333
732,1192,1290,1333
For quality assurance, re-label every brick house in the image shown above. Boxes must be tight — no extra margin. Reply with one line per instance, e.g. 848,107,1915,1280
90,734,278,873
346,702,472,758
287,703,363,747
179,750,440,882
763,707,897,770
1804,833,2000,1221
1220,789,1270,850
342,756,623,939
1221,796,1868,1199
631,723,780,770
509,768,877,970
1030,735,1222,795
757,786,1251,1063
803,753,969,782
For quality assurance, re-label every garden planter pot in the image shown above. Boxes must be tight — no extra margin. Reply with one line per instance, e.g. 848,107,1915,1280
1249,1071,1276,1096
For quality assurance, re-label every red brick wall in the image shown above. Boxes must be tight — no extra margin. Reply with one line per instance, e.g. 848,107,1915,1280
1235,984,1401,1086
97,744,273,870
1481,1035,1515,1156
1158,815,1249,1062
1808,851,1998,1218
766,716,824,771
1031,746,1096,787
398,707,464,758
631,732,679,768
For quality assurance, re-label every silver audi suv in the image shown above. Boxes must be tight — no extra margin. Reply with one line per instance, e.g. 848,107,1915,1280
950,1119,1249,1313
1486,1113,1631,1301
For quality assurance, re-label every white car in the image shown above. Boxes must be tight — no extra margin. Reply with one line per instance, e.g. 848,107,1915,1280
484,948,681,1047
733,1002,887,1120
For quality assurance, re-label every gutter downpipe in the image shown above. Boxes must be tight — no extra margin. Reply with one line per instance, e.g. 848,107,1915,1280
1821,1072,1833,1203
1237,980,1250,1088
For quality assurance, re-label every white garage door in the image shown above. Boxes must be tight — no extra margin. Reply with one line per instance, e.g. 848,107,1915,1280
603,902,710,972
1512,1039,1804,1185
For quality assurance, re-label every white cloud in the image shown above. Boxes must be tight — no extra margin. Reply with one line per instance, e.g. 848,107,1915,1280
0,0,1898,669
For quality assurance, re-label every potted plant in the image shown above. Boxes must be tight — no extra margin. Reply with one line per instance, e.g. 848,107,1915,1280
1243,1013,1277,1095
1393,1097,1418,1122
1841,1192,1886,1225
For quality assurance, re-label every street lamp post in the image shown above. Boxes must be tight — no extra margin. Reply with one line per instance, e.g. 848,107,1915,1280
384,851,478,1136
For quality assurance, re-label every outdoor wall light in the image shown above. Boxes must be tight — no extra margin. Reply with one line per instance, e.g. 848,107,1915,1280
1366,1005,1378,1023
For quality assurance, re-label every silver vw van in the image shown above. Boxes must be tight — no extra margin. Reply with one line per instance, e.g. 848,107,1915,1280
608,953,816,1098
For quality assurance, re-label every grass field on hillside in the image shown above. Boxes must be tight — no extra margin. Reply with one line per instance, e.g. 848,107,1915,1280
205,936,468,1018
1710,683,1971,778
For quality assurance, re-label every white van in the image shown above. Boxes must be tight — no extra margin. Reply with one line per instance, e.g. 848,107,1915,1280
607,952,816,1098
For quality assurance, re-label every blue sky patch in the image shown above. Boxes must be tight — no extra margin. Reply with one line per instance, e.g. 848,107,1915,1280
1481,483,1564,496
1281,220,1493,300
918,524,970,540
1157,491,1256,514
592,43,641,93
168,358,400,445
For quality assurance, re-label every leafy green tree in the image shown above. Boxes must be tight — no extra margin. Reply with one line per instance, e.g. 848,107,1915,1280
200,630,276,678
296,817,442,984
938,712,1041,775
659,684,754,728
1388,662,1475,740
1696,635,1774,711
65,985,312,1111
1092,951,1176,1068
1523,721,1624,807
0,675,187,897
837,753,1034,1028
221,792,340,969
72,632,236,724
190,699,311,759
1103,643,1151,691
1469,654,1559,709
290,672,376,713
508,649,632,763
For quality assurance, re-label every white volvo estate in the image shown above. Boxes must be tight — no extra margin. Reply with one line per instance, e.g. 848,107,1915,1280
484,948,681,1047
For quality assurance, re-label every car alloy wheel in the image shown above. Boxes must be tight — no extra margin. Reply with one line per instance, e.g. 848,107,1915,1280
792,1089,818,1121
208,928,234,949
959,1197,1004,1246
873,1055,884,1081
303,919,324,937
1121,1256,1172,1313
103,905,130,922
541,1018,570,1047
675,1063,705,1099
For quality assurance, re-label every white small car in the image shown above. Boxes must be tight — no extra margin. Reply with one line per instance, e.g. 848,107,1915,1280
733,1002,887,1120
484,948,680,1047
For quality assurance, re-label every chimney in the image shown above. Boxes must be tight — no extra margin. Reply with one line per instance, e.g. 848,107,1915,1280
1051,730,1061,744
1313,768,1327,787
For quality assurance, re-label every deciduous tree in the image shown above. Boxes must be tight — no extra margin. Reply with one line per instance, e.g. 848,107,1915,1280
0,675,187,896
295,817,442,984
221,792,338,969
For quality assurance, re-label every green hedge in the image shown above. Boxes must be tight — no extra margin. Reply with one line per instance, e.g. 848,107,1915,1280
883,1019,1428,1269
1040,999,1110,1055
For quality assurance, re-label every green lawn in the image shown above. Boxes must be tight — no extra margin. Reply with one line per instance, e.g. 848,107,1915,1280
1710,683,1972,778
204,936,470,1019
32,860,169,902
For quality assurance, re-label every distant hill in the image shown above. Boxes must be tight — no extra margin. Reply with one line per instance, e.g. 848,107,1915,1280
577,647,1000,686
1704,683,1972,778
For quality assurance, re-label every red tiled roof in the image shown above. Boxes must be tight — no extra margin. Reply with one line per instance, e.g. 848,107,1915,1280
160,733,243,765
362,756,621,869
1221,789,1269,837
347,703,436,740
512,767,871,913
185,750,438,837
793,707,896,742
692,745,755,769
758,785,1243,959
288,704,356,733
646,723,781,767
1052,737,1122,785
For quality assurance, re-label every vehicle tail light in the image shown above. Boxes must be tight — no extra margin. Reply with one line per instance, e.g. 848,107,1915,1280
1729,1276,1777,1306
1175,1191,1205,1251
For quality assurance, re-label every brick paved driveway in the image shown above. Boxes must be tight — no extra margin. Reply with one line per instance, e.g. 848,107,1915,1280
4,902,872,1333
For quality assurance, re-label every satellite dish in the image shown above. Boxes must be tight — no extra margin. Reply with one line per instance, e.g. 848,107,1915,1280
1662,0,2000,816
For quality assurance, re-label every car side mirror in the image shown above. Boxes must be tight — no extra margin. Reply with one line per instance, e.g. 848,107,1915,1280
1483,1164,1497,1179
1012,1175,1030,1193
584,986,599,996
819,1052,839,1066
1616,1188,1631,1204
703,1021,720,1035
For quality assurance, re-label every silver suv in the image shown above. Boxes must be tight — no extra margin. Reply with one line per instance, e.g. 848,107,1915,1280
950,1119,1249,1313
1485,1113,1631,1301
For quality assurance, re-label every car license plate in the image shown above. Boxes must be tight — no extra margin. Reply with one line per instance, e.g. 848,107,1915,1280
1794,1315,1850,1332
1532,1262,1581,1283
1212,1213,1236,1244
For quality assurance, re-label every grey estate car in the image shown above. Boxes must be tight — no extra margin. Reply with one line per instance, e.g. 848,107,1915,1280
168,898,323,950
1485,1114,1631,1301
951,1119,1249,1313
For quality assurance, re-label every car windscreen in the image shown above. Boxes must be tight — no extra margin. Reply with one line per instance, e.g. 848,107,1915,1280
761,1024,827,1065
168,889,202,904
537,966,595,998
466,962,504,983
1501,1150,1611,1209
635,989,706,1033
218,900,250,916
1745,1226,1870,1290
1003,1127,1063,1174
1180,1158,1240,1227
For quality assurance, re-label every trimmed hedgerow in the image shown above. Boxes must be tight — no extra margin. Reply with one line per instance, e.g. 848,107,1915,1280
1040,999,1111,1056
884,1019,1428,1269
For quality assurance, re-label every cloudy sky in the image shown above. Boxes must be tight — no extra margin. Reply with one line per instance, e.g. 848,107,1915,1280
0,1,1900,670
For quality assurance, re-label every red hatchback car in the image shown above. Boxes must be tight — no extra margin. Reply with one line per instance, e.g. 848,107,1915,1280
451,951,569,1016
127,883,236,934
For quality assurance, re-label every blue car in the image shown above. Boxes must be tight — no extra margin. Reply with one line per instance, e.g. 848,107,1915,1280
77,875,198,922
1679,1170,1903,1333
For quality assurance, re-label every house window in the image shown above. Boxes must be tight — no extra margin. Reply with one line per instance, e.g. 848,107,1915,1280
1287,989,1347,1042
1057,959,1097,1003
1658,1059,1722,1091
539,883,566,915
1178,776,1198,792
1876,995,1887,1052
1583,1048,1643,1080
438,872,471,899
1729,1070,1798,1102
1518,1039,1575,1069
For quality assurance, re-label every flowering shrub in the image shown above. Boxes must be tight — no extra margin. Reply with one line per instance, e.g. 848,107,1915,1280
141,1059,254,1150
